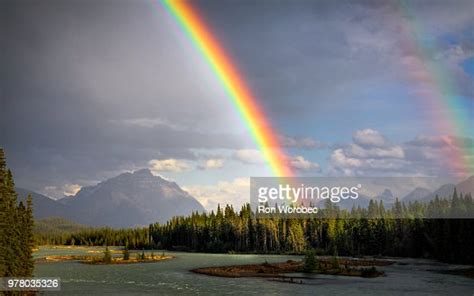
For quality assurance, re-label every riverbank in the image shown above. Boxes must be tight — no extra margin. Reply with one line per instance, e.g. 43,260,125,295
192,257,391,279
36,254,174,265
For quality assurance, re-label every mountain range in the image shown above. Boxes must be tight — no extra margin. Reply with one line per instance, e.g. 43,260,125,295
17,172,474,226
336,175,474,210
402,187,432,202
391,175,474,205
17,169,205,227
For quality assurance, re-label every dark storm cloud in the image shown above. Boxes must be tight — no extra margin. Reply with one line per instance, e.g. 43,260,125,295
1,0,251,195
1,0,472,196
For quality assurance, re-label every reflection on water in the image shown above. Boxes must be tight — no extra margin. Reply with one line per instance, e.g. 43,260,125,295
34,247,473,295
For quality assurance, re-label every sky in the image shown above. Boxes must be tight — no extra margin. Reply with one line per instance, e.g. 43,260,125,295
1,0,473,211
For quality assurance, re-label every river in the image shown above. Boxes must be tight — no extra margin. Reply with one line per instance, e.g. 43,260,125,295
34,247,473,295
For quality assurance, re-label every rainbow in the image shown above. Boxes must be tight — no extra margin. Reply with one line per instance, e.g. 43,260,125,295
399,2,473,177
161,0,292,177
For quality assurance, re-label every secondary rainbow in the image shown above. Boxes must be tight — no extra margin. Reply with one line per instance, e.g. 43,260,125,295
399,1,473,176
161,0,292,177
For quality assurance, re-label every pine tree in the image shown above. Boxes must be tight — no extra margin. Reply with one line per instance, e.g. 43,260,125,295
303,249,316,272
123,247,130,260
103,246,112,263
17,201,27,275
0,149,35,277
0,148,7,276
4,169,21,276
24,195,35,275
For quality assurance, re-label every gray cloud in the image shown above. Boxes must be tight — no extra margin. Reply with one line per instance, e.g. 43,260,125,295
233,149,265,165
329,130,474,177
1,0,472,197
1,0,254,196
197,158,224,170
353,129,391,148
279,134,327,150
289,156,321,172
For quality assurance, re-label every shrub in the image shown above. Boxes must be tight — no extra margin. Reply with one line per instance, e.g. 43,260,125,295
303,249,317,272
331,250,339,269
103,246,112,263
361,267,380,278
123,247,130,261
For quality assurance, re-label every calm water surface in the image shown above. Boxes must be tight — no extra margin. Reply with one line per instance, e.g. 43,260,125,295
34,247,474,295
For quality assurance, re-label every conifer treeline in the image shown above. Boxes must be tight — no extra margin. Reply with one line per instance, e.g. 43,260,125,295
0,149,35,277
36,191,474,264
37,227,150,250
149,195,474,264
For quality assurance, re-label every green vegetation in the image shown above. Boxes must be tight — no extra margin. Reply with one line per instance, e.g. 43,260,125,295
135,251,147,261
35,225,150,248
148,200,474,264
0,148,35,277
360,267,379,278
123,247,130,260
103,246,112,263
34,217,89,244
303,249,316,272
331,255,339,269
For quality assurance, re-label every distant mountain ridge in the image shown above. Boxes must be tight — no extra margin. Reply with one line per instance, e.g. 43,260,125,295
419,176,474,202
376,189,396,204
16,188,68,218
454,175,474,197
336,175,474,210
420,183,456,202
404,177,474,202
18,173,474,226
17,169,205,227
403,187,432,202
